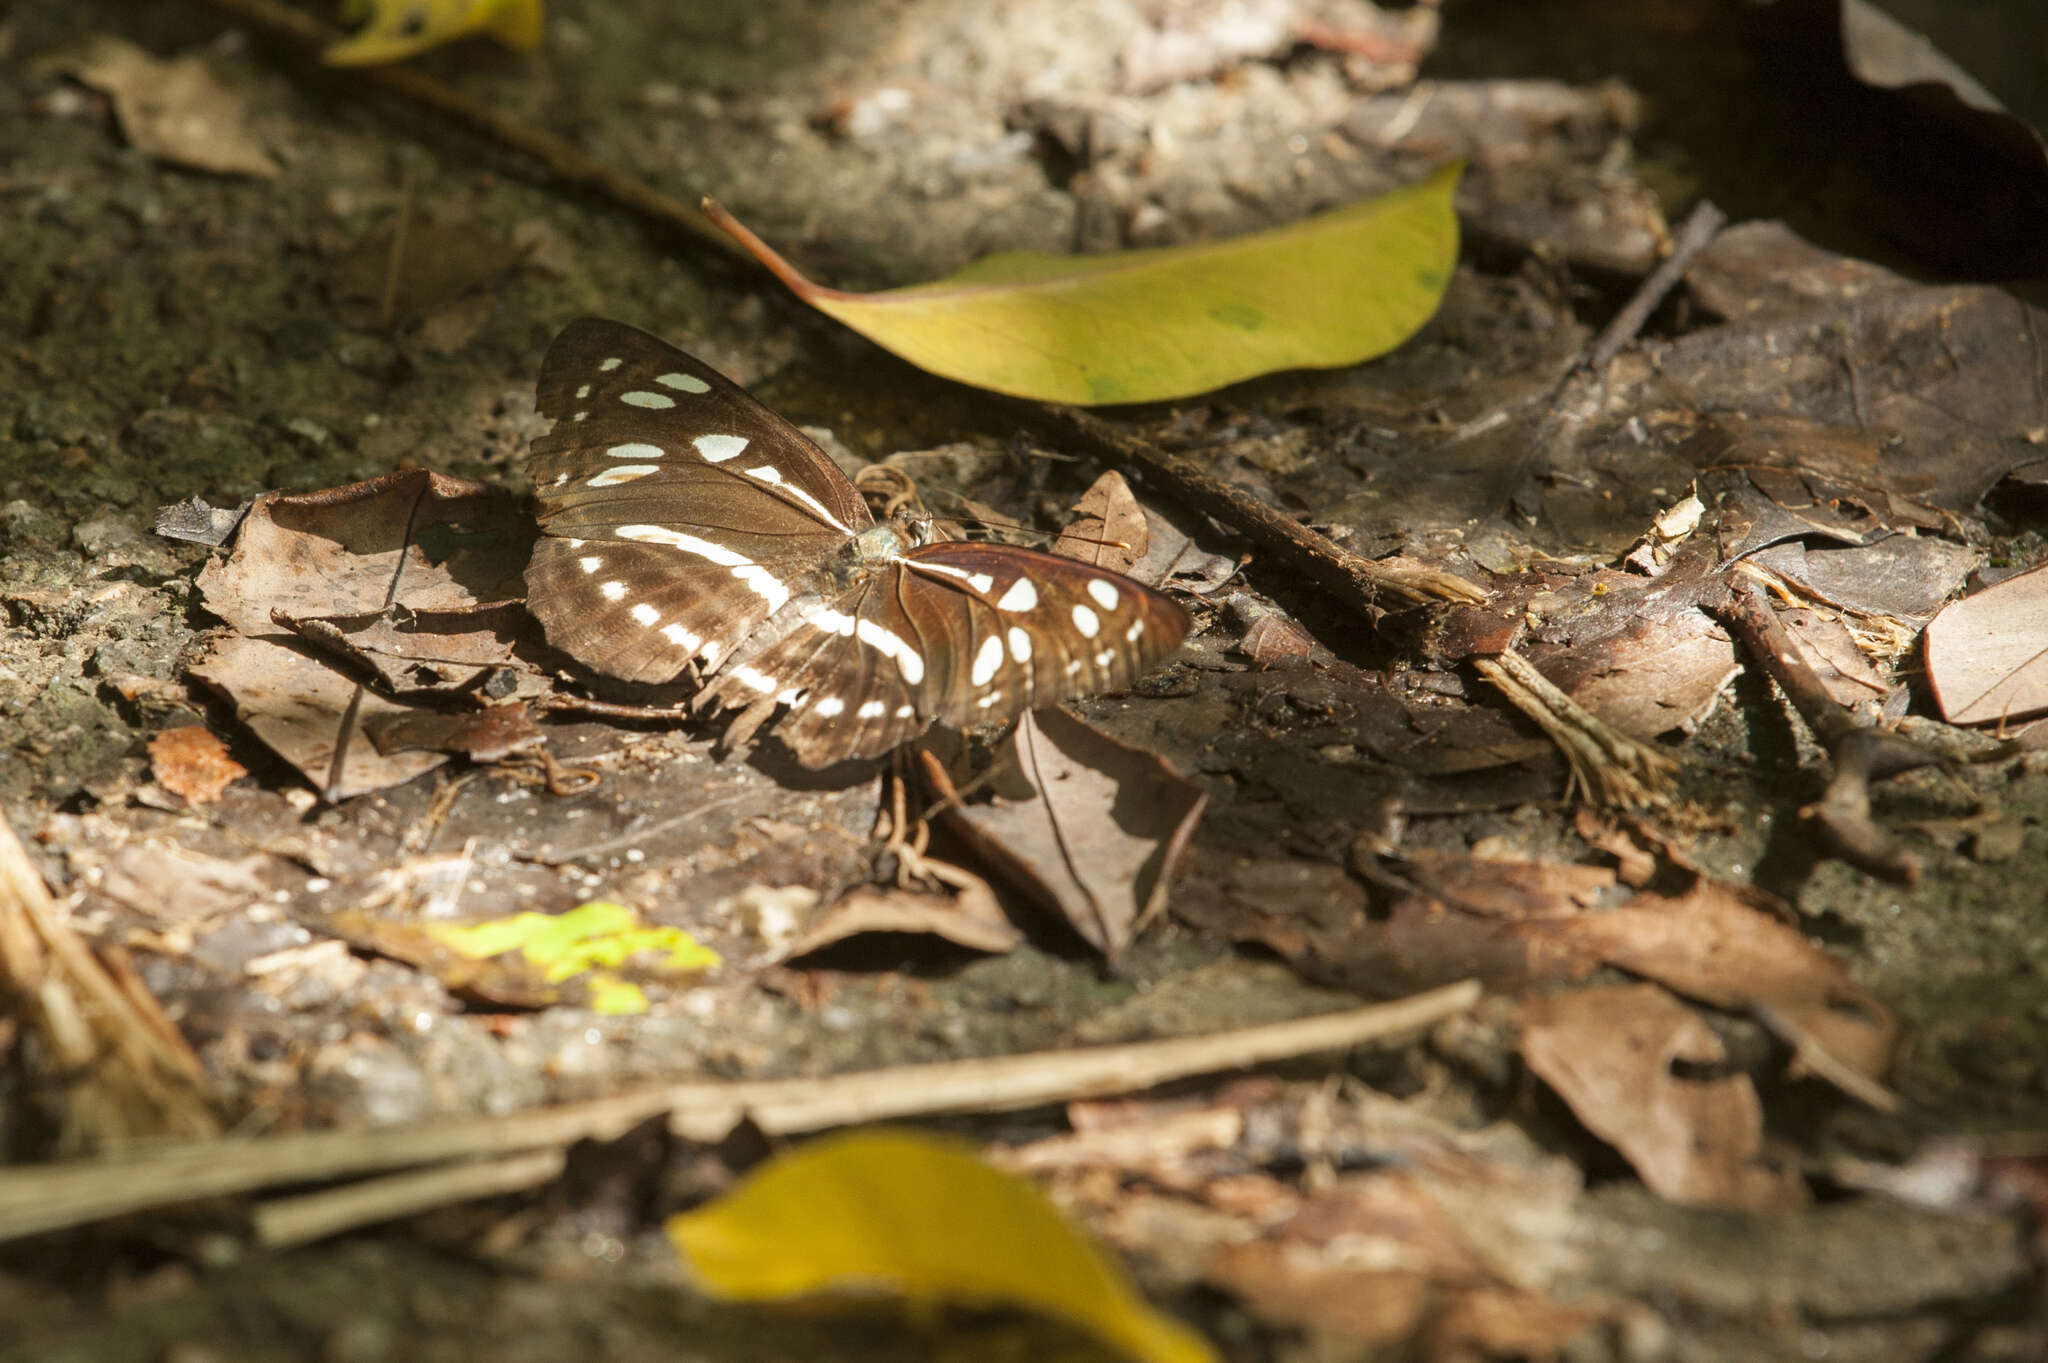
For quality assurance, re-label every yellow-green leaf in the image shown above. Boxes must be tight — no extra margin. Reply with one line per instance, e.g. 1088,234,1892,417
703,162,1460,405
324,0,543,67
669,1130,1216,1363
425,900,719,1010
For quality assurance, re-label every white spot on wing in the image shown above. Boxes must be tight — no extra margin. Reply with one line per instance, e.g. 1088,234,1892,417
996,578,1038,612
857,701,886,718
1125,619,1144,642
700,640,721,664
695,434,749,463
622,391,675,410
1095,649,1114,667
977,691,1004,709
599,357,623,372
1072,604,1100,638
805,609,857,637
1087,579,1121,611
971,634,1003,687
657,371,711,393
814,697,845,717
744,464,783,485
894,704,915,719
1007,627,1032,663
608,442,664,460
662,624,700,650
732,666,778,694
589,464,659,487
970,573,995,593
617,524,790,611
1065,659,1082,676
601,581,626,601
854,618,924,684
575,384,591,399
631,603,659,626
578,555,602,574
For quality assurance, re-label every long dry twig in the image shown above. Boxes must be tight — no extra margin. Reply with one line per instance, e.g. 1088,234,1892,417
1474,650,1681,811
0,979,1479,1243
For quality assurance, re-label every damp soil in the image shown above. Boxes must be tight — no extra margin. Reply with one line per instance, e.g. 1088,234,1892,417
3,2,2047,1362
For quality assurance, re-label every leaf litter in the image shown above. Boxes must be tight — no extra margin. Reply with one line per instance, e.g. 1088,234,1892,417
10,2,2048,1360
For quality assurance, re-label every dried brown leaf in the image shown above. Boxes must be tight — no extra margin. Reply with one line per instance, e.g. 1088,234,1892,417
925,710,1204,960
56,36,281,179
780,878,1023,960
1054,470,1149,575
1518,983,1806,1211
146,725,246,804
1925,563,2048,726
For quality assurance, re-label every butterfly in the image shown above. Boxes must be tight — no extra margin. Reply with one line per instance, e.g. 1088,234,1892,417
524,319,1190,767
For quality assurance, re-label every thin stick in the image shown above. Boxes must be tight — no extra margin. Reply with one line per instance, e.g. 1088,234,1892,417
1714,575,1936,884
254,1149,567,1248
205,0,740,260
1041,407,1486,612
0,980,1480,1243
1582,200,1728,373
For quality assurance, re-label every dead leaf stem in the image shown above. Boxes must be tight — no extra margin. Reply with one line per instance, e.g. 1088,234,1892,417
1041,405,1486,613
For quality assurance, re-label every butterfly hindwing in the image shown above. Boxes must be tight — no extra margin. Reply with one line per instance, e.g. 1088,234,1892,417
698,542,1189,766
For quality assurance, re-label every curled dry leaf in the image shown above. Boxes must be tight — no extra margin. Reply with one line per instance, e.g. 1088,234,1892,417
187,471,537,799
145,725,246,805
54,36,281,179
702,163,1460,404
1054,471,1149,575
779,879,1023,960
1924,563,2048,726
922,709,1206,961
1518,984,1807,1211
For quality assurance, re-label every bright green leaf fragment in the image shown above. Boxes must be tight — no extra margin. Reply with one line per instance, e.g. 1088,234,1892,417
668,1129,1217,1363
325,0,543,67
427,901,720,985
703,162,1462,405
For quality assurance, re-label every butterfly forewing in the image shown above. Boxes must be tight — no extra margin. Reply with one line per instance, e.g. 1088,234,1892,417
527,319,868,683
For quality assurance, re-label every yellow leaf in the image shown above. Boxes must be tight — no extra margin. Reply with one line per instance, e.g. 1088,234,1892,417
703,162,1460,405
668,1130,1216,1363
324,0,544,67
426,901,720,985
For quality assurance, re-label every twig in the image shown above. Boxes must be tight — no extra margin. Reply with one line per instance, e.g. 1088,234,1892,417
1715,574,1938,884
1041,406,1486,613
1474,650,1679,811
253,1149,567,1248
1582,199,1728,374
205,0,740,260
0,980,1480,1243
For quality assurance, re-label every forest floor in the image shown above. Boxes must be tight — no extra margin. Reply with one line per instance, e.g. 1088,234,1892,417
2,2,2046,1361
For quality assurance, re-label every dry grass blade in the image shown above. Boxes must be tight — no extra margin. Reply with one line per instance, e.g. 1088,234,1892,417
0,818,219,1152
1475,651,1680,811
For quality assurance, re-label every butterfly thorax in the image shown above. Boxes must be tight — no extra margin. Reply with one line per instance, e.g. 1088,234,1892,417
837,514,935,585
